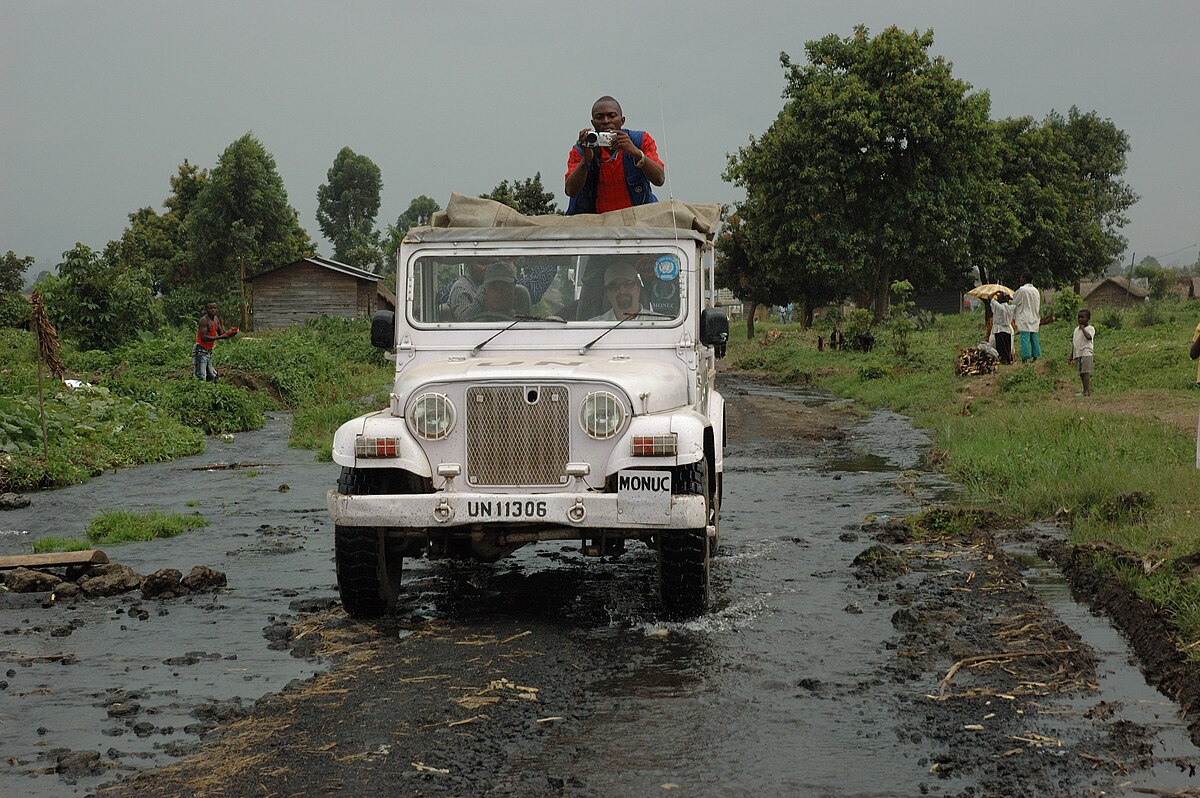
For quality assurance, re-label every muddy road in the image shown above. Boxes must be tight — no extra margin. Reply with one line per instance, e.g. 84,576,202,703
4,376,1200,796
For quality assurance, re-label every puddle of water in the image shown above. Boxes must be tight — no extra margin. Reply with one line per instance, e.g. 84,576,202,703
0,412,341,795
1005,537,1200,791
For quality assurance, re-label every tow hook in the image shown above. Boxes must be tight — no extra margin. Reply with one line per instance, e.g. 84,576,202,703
567,498,586,523
433,498,454,524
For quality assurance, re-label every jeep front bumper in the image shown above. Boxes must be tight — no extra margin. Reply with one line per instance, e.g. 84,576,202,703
327,490,706,530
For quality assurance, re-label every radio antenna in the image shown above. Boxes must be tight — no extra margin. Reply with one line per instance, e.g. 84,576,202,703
658,86,679,238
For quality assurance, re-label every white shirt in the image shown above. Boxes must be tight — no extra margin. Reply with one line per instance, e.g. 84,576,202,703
1012,283,1041,332
990,299,1014,334
1072,324,1095,358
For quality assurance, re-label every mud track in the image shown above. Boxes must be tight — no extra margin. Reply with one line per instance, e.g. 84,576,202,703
11,374,1200,796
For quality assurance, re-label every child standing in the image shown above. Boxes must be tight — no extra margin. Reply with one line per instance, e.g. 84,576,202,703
1069,308,1095,397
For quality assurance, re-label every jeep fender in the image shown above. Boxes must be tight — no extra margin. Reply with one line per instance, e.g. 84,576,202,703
605,408,710,475
708,390,726,478
330,410,432,477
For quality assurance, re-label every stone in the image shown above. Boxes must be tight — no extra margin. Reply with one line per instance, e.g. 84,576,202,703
0,492,31,510
4,567,63,593
181,566,226,592
140,568,183,599
53,582,81,598
55,749,103,778
79,564,143,597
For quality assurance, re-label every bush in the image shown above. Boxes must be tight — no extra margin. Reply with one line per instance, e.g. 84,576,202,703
1048,287,1082,324
1135,301,1165,328
1099,309,1123,329
859,366,888,381
843,308,875,352
156,380,264,435
0,292,30,328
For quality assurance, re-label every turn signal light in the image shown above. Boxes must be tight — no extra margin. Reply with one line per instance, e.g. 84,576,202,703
631,434,677,457
355,437,400,458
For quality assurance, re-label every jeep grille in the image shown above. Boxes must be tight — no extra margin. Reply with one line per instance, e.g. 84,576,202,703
465,385,570,486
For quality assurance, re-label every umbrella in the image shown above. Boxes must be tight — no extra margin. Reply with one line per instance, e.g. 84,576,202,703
967,283,1014,299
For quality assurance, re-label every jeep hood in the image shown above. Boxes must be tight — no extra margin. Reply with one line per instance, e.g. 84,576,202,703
394,357,689,415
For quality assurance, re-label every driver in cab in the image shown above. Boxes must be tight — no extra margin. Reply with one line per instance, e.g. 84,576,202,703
472,261,521,321
591,262,651,321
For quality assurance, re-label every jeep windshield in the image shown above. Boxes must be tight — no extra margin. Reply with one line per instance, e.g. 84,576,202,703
407,251,686,326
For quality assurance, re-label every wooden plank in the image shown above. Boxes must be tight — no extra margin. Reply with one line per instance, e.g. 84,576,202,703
0,550,109,570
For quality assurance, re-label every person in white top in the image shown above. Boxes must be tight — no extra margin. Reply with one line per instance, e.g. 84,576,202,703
1012,273,1042,362
1069,308,1095,397
989,293,1016,364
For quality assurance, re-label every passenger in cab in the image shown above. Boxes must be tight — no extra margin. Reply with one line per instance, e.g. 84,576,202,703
473,262,531,321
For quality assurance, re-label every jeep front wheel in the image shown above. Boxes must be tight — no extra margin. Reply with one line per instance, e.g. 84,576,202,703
659,459,711,619
335,467,405,619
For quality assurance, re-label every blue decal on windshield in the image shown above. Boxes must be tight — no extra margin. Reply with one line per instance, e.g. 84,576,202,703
654,255,679,282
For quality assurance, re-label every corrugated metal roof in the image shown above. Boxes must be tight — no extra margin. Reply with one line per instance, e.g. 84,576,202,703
250,256,380,283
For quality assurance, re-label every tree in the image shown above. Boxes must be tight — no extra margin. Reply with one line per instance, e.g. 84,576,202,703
726,26,1008,320
40,244,160,350
481,173,558,216
1,251,34,295
187,134,314,327
715,212,790,339
992,108,1137,287
316,147,384,271
381,195,442,282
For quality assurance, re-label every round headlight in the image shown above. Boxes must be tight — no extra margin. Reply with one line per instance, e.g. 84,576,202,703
409,393,456,440
581,391,625,439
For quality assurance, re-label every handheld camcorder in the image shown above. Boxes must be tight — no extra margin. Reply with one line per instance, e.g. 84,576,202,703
583,130,616,148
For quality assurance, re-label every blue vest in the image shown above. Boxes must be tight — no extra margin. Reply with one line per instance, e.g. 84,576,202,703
566,129,658,215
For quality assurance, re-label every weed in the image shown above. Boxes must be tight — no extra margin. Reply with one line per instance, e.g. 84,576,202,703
31,537,92,554
86,509,208,545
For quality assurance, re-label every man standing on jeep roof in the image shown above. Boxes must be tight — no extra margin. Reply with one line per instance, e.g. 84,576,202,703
565,96,665,215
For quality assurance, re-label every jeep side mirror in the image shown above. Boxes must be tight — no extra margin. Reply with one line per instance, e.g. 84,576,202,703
700,308,729,359
370,310,396,349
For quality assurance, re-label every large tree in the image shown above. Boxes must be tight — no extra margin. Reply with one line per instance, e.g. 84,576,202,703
726,26,1008,319
187,134,314,326
715,212,790,338
991,108,1137,287
316,147,384,271
481,173,558,216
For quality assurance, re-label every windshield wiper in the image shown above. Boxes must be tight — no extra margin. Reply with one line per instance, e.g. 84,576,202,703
579,311,672,355
471,315,566,357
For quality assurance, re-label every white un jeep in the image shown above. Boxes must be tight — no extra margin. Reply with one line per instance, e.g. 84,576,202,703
327,194,728,619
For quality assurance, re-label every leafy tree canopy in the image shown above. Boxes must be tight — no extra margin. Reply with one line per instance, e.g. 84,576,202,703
41,244,161,350
991,108,1137,287
1,251,34,295
481,173,558,216
316,147,384,270
726,26,1007,319
187,133,314,295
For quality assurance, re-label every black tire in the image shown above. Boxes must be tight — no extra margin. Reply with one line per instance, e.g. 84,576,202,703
335,468,402,619
709,471,722,557
659,459,711,619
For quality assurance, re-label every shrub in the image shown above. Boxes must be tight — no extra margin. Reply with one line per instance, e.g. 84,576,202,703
1135,301,1165,328
156,380,264,435
843,308,875,351
0,292,31,329
1099,309,1123,329
859,365,888,381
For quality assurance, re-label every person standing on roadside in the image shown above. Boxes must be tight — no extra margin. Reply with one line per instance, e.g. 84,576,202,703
565,96,665,215
194,301,237,381
1013,273,1042,362
1189,319,1200,386
990,292,1016,364
1069,308,1095,397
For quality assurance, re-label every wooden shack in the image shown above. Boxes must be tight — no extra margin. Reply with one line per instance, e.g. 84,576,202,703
249,257,383,330
1078,276,1149,310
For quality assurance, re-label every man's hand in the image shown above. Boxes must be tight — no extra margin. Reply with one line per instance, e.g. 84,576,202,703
609,130,638,156
575,129,596,161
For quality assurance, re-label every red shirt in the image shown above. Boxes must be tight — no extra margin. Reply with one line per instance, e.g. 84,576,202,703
565,132,662,213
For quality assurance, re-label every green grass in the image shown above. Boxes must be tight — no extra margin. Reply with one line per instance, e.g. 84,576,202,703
85,510,208,545
31,536,92,554
730,301,1200,647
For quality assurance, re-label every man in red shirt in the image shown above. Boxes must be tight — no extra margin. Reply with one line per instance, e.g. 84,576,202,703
564,96,665,215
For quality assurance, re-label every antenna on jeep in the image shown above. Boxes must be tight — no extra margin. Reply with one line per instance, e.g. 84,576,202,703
658,86,679,240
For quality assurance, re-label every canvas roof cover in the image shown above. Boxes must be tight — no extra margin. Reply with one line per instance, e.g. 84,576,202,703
405,193,722,245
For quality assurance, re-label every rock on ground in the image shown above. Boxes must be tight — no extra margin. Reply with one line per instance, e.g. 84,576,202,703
78,563,143,597
181,566,226,592
4,567,63,593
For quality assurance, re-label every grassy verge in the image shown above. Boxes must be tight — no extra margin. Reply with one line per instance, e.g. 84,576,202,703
0,317,393,489
728,303,1200,646
86,509,208,545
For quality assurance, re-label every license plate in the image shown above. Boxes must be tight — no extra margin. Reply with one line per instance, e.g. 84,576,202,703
465,500,548,520
617,469,671,521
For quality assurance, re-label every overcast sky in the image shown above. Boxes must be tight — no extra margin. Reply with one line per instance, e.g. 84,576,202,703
3,0,1198,277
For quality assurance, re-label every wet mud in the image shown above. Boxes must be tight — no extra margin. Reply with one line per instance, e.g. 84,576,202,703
5,379,1200,796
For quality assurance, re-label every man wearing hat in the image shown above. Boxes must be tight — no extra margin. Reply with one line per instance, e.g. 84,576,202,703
472,261,531,321
591,262,648,321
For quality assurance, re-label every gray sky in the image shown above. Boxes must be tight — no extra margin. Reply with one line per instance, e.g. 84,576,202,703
3,0,1198,276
